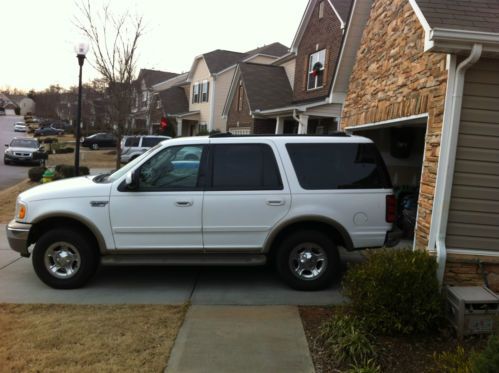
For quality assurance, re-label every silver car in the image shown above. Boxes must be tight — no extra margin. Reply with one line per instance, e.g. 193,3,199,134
4,138,42,165
120,135,170,163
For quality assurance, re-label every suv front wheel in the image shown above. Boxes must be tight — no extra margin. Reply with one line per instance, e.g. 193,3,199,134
32,228,98,289
276,230,339,291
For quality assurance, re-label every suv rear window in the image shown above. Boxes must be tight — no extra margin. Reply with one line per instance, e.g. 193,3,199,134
286,143,391,189
142,137,164,147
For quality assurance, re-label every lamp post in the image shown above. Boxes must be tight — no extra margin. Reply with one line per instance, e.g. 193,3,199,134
74,42,89,176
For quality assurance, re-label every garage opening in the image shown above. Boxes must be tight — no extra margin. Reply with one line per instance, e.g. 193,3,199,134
350,119,427,245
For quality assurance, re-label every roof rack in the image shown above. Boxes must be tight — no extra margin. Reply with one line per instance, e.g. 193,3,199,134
209,132,350,138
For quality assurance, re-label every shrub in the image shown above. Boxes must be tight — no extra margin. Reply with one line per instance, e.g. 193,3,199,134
343,249,444,335
471,335,499,373
28,166,47,182
347,359,382,373
54,147,74,154
43,137,58,144
319,314,376,365
54,164,90,178
432,345,473,373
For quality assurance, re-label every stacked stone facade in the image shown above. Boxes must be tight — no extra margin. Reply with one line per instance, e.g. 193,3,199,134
341,0,448,250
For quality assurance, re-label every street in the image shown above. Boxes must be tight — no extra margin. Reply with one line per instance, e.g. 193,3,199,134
0,115,32,189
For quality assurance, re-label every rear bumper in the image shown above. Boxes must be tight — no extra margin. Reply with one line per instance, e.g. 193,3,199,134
384,228,403,247
6,220,31,257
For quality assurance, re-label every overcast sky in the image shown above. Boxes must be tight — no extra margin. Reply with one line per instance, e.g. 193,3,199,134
0,0,306,92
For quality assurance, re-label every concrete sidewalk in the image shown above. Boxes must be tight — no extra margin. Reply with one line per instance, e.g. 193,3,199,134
166,305,314,373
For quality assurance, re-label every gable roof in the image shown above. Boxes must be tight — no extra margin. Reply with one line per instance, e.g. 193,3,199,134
415,0,499,34
244,42,289,58
158,87,189,115
152,72,189,92
137,69,179,88
203,50,246,74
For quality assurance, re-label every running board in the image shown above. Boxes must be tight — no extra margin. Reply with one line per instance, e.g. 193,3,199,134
101,254,267,266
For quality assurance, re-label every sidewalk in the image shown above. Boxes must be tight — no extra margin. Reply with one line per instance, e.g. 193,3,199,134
165,305,315,373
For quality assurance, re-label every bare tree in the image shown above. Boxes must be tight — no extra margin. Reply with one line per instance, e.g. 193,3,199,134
74,0,144,169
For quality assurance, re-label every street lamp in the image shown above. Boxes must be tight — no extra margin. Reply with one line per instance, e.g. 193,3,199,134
74,42,89,176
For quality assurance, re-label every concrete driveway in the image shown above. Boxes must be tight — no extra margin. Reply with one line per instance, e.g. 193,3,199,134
0,224,359,305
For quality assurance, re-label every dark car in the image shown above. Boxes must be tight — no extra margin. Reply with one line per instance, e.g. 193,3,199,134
81,132,117,150
34,126,64,137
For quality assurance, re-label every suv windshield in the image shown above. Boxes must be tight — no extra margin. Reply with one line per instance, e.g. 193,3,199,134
10,139,38,148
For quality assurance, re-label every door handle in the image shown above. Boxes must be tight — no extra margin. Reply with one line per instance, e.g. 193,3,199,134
175,201,193,207
266,199,285,206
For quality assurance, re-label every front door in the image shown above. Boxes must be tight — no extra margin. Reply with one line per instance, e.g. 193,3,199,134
110,144,206,251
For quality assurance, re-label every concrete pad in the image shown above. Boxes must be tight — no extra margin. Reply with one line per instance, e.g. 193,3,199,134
191,266,346,305
166,305,314,373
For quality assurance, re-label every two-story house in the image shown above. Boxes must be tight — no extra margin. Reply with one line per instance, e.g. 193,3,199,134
130,69,178,133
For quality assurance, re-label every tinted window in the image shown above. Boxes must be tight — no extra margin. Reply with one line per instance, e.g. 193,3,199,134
125,137,140,147
138,145,204,191
142,137,164,147
211,144,282,190
286,143,391,190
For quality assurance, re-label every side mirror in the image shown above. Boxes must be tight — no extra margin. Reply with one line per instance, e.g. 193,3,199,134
125,169,140,190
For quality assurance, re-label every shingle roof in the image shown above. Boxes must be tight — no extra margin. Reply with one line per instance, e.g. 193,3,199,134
244,42,289,57
203,50,246,74
239,63,293,111
332,0,354,23
138,69,179,88
158,87,189,115
416,0,499,34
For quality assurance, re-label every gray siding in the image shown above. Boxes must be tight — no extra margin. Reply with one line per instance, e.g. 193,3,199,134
446,59,499,252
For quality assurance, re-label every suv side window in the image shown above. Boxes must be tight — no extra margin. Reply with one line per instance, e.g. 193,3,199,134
209,144,282,190
138,145,205,191
125,137,140,147
286,143,391,189
142,137,164,147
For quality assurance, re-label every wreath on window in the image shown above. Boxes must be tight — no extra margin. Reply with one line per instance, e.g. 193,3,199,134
312,62,323,77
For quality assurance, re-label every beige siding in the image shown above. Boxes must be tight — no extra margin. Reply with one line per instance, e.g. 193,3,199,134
213,68,236,132
446,59,499,253
279,58,296,87
244,55,276,65
189,58,212,125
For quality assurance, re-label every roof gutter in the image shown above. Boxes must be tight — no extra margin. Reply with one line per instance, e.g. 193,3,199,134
432,44,482,286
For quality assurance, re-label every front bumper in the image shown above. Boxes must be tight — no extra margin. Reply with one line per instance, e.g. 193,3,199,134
384,228,403,247
4,153,34,163
6,220,32,257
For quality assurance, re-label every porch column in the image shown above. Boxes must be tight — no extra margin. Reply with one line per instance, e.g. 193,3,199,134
298,115,309,134
275,116,284,134
177,119,183,138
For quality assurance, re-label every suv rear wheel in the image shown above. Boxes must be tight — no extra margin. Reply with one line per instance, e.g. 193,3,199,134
275,230,339,290
32,228,99,289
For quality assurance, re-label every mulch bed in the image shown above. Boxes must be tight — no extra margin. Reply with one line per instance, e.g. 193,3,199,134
299,306,487,373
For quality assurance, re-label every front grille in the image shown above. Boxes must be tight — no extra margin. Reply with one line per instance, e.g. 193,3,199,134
14,152,32,158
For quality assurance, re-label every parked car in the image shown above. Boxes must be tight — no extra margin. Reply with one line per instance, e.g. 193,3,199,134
13,122,27,132
120,135,171,163
6,134,399,290
81,132,116,150
34,127,64,137
4,138,43,165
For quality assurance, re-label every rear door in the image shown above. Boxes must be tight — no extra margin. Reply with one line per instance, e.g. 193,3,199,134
202,140,291,252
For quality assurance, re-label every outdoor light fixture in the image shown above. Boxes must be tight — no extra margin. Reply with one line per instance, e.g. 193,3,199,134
74,42,89,176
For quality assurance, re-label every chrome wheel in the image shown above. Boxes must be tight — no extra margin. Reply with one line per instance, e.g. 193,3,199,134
289,243,328,281
44,242,81,279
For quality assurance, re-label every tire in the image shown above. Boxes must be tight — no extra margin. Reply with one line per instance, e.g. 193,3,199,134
275,230,339,291
32,228,99,289
91,143,99,150
4,158,10,165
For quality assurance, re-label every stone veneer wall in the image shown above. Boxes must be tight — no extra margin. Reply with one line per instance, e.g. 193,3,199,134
340,0,447,250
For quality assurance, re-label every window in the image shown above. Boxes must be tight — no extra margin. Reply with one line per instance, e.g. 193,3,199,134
192,83,200,103
138,145,204,191
156,96,161,109
142,137,165,147
142,91,148,108
319,1,324,19
210,144,282,190
237,82,244,112
125,137,140,147
307,49,326,90
286,143,392,190
201,80,209,102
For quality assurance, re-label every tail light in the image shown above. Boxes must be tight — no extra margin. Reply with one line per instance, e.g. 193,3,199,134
386,194,396,223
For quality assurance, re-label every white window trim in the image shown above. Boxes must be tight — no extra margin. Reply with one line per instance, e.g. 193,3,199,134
307,49,326,90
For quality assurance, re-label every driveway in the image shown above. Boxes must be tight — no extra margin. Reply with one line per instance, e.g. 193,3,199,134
0,224,360,305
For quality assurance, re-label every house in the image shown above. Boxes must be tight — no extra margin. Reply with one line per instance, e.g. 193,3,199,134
0,93,18,115
224,0,368,135
9,95,35,115
130,69,178,133
340,0,499,290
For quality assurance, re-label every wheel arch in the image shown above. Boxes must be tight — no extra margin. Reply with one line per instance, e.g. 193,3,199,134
28,214,107,255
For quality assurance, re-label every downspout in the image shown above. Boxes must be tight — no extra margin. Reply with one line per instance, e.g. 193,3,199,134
434,43,482,285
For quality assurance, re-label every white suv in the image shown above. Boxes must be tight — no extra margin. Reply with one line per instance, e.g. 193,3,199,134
120,135,171,163
6,134,399,290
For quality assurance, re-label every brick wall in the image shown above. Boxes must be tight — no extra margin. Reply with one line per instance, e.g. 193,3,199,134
341,0,448,250
293,0,344,103
226,81,253,131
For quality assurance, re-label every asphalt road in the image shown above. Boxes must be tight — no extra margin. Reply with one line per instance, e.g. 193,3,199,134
0,115,32,189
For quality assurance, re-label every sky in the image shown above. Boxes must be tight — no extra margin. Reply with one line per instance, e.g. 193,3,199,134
0,0,306,92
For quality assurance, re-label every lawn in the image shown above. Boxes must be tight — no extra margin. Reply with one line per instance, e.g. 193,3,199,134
0,304,186,372
0,180,36,223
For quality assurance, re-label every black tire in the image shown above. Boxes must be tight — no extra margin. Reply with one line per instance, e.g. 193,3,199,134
275,230,339,291
4,158,10,165
91,143,99,150
32,228,99,289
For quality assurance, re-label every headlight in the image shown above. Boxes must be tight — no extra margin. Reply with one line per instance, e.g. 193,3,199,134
5,150,13,155
15,200,28,222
